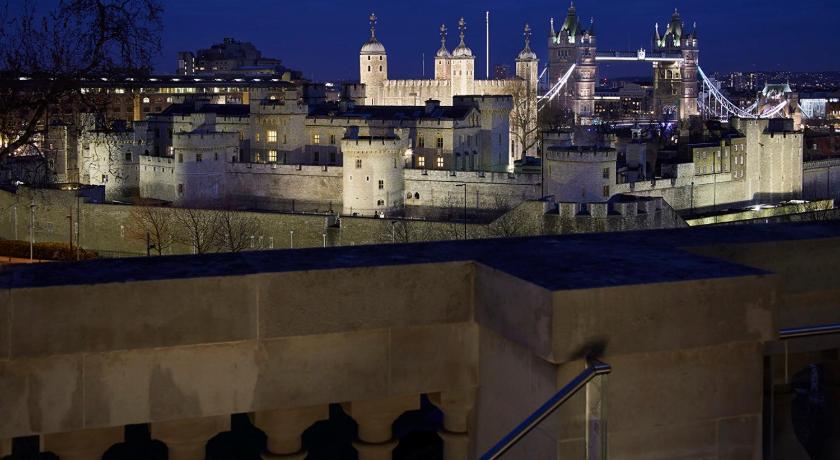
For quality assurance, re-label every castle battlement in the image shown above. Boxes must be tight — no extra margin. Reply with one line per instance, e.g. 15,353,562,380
227,162,343,176
383,79,451,88
403,168,540,185
545,148,617,162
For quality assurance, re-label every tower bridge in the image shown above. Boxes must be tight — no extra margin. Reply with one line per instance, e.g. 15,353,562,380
595,50,684,63
540,5,801,124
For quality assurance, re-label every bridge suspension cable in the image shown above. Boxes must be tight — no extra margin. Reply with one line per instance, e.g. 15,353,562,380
697,66,791,121
538,64,576,112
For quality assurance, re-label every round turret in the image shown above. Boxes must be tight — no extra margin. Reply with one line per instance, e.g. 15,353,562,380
360,13,386,55
436,24,451,58
517,24,537,61
359,13,388,103
452,17,474,58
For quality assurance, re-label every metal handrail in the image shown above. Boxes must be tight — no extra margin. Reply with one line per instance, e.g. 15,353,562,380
778,323,840,384
778,323,840,340
479,359,612,460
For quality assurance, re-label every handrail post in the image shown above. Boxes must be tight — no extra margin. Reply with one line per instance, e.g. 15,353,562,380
586,367,608,460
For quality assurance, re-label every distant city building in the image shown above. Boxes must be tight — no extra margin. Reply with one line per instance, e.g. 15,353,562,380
177,38,301,78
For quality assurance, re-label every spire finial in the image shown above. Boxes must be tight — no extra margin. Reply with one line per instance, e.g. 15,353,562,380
440,24,447,46
524,23,532,48
458,17,466,45
369,13,377,39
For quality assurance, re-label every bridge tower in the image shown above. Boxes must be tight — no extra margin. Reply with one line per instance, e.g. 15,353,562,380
547,4,596,125
574,20,597,125
680,22,699,119
652,10,699,120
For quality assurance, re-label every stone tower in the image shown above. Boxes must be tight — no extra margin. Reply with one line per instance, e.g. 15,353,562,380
342,131,408,217
652,10,699,120
515,24,540,158
547,4,596,125
450,18,476,96
434,24,452,81
516,24,539,90
680,22,700,119
359,13,388,105
574,18,597,125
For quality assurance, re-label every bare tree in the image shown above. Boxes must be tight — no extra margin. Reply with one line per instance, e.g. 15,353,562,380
216,208,261,253
509,79,540,159
174,207,221,254
0,0,163,173
125,202,174,255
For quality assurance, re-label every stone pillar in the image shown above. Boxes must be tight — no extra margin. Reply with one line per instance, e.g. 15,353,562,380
254,405,328,459
42,427,123,460
152,415,229,460
344,395,420,460
432,389,476,459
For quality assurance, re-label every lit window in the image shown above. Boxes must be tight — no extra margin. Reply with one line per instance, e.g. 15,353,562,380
313,133,321,144
417,156,425,168
436,156,444,168
267,130,277,143
268,150,277,162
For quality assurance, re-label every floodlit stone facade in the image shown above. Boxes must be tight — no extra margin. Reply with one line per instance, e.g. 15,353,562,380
359,15,539,161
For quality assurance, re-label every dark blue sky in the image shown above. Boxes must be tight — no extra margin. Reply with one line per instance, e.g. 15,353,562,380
124,1,840,79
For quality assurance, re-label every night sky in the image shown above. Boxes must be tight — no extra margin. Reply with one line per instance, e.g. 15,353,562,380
17,0,840,79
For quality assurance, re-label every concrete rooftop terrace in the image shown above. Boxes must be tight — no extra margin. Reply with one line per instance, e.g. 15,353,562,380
3,221,840,458
4,221,840,291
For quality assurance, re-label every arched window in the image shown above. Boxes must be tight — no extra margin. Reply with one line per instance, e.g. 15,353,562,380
414,192,420,199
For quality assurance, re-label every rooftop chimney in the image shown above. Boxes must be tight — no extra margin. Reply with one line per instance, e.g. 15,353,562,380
425,99,441,115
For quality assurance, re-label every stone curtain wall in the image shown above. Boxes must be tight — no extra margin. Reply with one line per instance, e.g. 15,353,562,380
0,188,685,257
404,169,542,210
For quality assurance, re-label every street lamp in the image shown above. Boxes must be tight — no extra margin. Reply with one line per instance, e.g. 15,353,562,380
455,183,467,240
290,230,294,249
29,199,35,261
